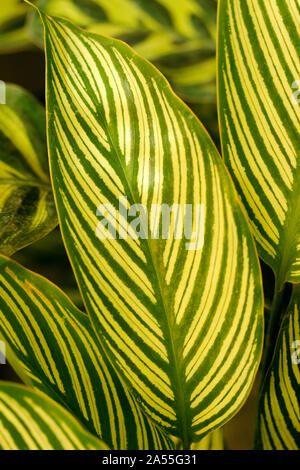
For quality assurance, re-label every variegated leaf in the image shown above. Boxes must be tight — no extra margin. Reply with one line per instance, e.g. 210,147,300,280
40,10,263,445
218,0,300,284
256,285,300,449
27,0,217,103
0,83,57,255
0,382,108,450
0,254,174,450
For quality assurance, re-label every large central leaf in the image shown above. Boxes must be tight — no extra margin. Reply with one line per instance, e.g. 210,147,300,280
40,10,263,444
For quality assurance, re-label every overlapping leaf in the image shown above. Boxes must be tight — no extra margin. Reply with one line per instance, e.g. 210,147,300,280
0,255,174,450
27,0,217,103
218,0,300,284
0,382,108,449
0,83,57,255
40,10,263,445
256,286,300,449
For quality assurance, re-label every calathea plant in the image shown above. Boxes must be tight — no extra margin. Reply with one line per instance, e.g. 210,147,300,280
0,0,298,450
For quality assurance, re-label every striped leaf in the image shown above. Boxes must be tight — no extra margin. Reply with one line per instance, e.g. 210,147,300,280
0,255,174,450
218,0,300,284
256,285,300,449
27,0,217,103
0,382,108,450
0,83,57,255
40,10,263,445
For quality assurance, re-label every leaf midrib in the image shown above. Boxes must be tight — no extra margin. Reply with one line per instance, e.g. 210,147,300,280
101,118,190,447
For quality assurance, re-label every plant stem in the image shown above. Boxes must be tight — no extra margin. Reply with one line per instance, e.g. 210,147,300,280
260,282,286,377
182,430,190,450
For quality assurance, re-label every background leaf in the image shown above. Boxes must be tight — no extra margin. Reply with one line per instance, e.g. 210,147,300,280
255,285,300,449
0,0,33,53
0,381,109,449
41,11,263,445
0,83,57,255
27,0,217,104
218,0,300,285
0,254,174,450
